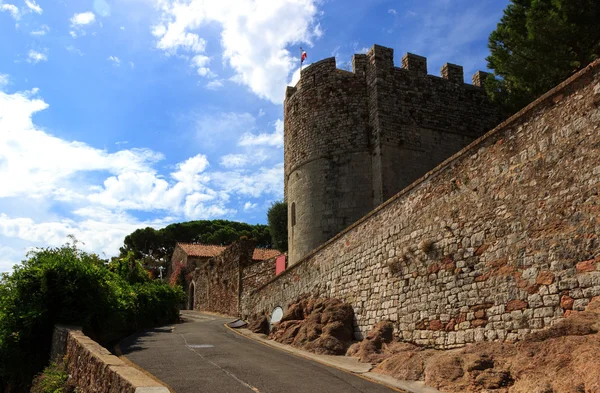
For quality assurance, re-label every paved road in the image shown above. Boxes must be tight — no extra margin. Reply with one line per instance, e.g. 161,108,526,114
120,311,397,393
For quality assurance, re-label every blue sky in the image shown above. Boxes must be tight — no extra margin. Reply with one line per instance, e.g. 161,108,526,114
0,0,509,270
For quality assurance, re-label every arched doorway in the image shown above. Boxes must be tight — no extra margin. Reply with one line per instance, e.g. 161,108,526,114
188,282,195,310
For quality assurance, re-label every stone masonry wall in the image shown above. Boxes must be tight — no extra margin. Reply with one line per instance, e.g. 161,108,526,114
193,240,255,316
244,60,600,348
50,325,168,393
242,257,276,299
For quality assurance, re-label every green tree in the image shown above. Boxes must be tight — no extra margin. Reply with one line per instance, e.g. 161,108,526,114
486,0,600,114
119,220,272,263
267,201,288,252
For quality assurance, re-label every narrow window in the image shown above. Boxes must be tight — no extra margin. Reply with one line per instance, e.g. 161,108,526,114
291,202,296,227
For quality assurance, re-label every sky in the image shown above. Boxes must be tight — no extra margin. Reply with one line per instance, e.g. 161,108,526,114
0,0,509,271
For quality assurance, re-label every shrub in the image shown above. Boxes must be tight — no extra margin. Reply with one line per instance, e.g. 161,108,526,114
0,242,184,392
30,362,75,393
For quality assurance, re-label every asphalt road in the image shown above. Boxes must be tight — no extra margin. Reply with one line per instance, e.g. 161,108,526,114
120,311,397,393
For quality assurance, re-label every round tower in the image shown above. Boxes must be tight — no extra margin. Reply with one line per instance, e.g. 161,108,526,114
284,56,373,265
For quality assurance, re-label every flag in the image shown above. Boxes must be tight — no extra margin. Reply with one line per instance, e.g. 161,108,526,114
301,50,307,64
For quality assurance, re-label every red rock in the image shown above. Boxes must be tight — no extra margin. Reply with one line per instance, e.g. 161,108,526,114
428,263,441,274
445,319,456,331
536,271,555,285
560,295,574,310
506,300,528,312
576,260,596,273
472,319,488,328
429,320,444,331
248,314,270,334
474,310,486,319
456,313,467,324
366,321,394,344
475,272,491,282
475,243,490,256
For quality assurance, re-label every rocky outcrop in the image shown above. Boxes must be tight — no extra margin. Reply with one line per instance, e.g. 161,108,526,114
268,296,355,355
248,314,270,335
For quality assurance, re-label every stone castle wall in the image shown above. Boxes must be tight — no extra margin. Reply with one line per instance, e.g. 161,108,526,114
192,240,255,316
242,257,276,299
191,240,276,317
284,45,501,265
243,60,600,348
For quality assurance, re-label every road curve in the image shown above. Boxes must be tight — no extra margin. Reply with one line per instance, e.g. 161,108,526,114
119,311,398,393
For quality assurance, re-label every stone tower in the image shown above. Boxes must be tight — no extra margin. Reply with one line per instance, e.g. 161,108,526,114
284,44,501,265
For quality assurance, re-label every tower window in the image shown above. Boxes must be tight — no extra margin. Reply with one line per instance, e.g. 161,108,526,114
291,202,296,227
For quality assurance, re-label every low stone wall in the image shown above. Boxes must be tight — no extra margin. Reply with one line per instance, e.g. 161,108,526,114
243,60,600,348
51,326,168,393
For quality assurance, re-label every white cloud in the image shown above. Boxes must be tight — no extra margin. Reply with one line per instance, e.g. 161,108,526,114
27,49,47,63
388,8,397,15
65,45,84,56
238,119,283,148
108,55,121,66
120,26,125,30
0,73,8,88
191,54,214,77
24,0,42,14
1,3,19,20
30,24,49,35
0,213,168,263
220,154,250,168
243,202,257,211
129,61,135,69
211,163,283,198
152,0,321,103
71,12,95,26
0,88,163,199
0,85,284,271
313,23,323,38
205,79,224,90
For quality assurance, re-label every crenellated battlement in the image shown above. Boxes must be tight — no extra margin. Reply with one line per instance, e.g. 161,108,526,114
284,44,501,265
286,44,492,103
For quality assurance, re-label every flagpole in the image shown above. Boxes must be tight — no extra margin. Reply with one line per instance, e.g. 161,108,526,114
300,47,303,71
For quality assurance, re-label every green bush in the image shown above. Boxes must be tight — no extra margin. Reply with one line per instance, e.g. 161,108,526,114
30,362,75,393
0,243,184,392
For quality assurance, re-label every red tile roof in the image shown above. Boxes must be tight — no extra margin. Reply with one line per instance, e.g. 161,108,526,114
177,243,281,261
252,248,282,261
177,243,226,258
